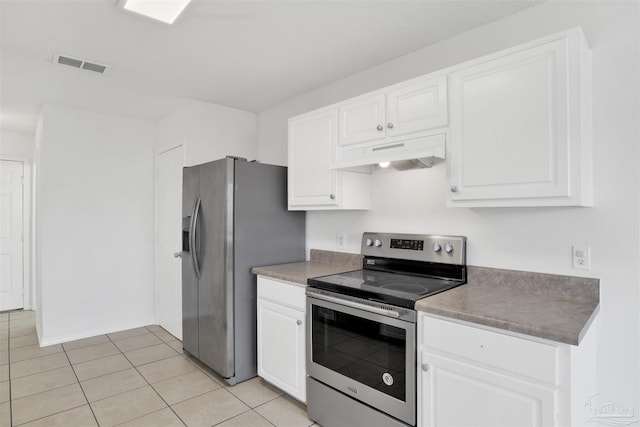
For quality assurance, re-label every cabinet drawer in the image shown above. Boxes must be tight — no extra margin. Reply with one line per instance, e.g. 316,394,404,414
420,314,558,384
257,276,306,311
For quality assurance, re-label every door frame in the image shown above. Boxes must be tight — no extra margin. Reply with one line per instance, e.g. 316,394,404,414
153,139,186,332
0,155,32,310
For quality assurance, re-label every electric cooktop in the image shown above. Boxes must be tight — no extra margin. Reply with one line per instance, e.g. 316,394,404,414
307,232,467,309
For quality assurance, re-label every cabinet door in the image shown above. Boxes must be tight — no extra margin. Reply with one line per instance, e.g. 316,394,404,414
386,75,447,138
257,299,306,402
420,352,557,427
448,31,590,206
338,93,386,147
288,109,339,208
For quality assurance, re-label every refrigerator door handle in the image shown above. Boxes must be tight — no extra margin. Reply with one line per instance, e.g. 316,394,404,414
190,196,202,279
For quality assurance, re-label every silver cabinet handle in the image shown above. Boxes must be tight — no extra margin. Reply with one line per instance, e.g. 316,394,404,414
422,364,430,372
174,252,182,258
387,122,394,129
189,197,202,279
296,320,302,326
376,125,383,131
330,194,336,200
450,186,459,193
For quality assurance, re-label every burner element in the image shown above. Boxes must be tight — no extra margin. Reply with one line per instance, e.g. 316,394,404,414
379,283,429,294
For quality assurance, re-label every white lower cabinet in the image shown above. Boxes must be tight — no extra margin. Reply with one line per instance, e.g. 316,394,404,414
418,313,596,427
420,352,557,427
257,276,306,402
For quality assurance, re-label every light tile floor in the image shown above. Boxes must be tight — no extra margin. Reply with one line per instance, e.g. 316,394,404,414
0,310,317,427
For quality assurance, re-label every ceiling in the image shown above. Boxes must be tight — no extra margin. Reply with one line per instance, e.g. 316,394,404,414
0,0,542,134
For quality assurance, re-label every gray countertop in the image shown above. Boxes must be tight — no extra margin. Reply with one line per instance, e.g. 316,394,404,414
416,266,599,346
252,251,599,346
251,249,362,285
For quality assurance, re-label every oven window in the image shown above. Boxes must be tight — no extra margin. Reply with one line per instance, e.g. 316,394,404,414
311,305,406,401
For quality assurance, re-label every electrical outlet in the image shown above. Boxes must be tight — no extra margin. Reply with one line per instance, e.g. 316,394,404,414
337,232,347,249
572,246,590,270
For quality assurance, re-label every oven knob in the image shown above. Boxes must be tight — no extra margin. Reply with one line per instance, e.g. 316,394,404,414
374,239,382,247
365,238,373,247
432,242,442,253
445,243,454,254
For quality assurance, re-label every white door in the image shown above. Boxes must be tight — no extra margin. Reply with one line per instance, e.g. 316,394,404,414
0,160,24,311
155,143,184,339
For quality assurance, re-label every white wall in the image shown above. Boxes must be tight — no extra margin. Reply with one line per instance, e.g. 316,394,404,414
35,105,156,345
34,116,43,337
157,99,257,165
31,99,256,344
0,130,35,159
256,0,639,420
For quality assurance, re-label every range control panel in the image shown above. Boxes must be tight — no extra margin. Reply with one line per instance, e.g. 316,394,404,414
361,232,466,265
390,239,424,251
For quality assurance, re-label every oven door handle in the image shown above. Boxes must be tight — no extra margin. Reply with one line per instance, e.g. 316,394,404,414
308,291,401,319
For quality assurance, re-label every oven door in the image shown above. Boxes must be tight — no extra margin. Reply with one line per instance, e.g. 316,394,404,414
307,292,416,426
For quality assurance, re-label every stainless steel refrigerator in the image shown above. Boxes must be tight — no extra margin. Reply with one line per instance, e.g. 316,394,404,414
182,156,305,385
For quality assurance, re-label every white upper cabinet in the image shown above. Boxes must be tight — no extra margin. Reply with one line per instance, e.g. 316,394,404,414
386,75,448,138
288,27,592,209
333,74,448,169
338,93,386,147
447,28,592,207
288,107,370,210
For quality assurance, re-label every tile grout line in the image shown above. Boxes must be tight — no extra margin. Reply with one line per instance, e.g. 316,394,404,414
139,326,248,425
215,404,278,427
5,321,95,426
64,344,101,426
51,327,181,426
117,325,244,426
107,326,190,427
116,326,272,427
4,311,40,425
5,319,306,427
8,313,107,426
50,328,101,427
6,311,92,427
134,328,292,427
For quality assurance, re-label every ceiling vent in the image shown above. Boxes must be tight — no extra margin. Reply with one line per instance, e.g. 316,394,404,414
53,53,111,75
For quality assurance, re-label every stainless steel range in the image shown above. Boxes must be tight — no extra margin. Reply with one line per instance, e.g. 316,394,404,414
306,232,467,427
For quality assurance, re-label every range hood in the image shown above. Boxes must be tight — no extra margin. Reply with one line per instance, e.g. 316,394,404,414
386,157,439,171
330,133,446,171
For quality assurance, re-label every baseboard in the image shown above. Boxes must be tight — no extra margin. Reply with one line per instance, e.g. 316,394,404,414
38,320,157,347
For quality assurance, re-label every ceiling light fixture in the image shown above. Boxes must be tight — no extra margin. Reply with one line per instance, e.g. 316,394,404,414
119,0,192,24
378,161,390,168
